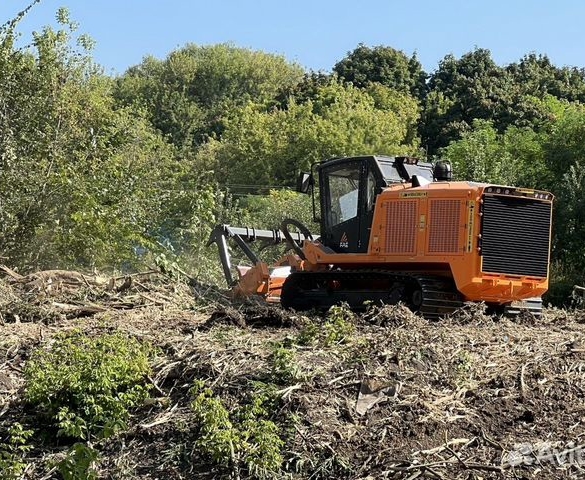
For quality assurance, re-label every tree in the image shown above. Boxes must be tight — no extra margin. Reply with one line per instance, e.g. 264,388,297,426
115,44,305,150
506,53,585,103
0,8,229,272
334,44,427,100
443,120,549,189
206,80,420,190
422,48,511,152
442,120,513,185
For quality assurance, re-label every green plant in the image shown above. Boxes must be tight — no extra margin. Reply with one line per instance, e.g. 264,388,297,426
270,345,303,384
295,319,320,346
323,304,356,346
296,304,356,347
454,350,476,389
0,423,33,480
190,381,240,467
24,331,153,440
56,442,99,480
190,381,284,478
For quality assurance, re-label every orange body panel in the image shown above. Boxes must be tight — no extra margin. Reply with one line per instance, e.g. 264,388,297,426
232,255,303,303
301,181,552,304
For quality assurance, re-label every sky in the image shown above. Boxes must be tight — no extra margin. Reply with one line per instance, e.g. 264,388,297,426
1,0,584,76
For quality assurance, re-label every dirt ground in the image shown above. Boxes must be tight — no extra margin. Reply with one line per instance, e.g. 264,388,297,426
2,270,585,479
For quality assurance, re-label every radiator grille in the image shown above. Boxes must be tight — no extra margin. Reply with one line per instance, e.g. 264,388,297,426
384,201,417,254
428,199,462,253
481,195,551,277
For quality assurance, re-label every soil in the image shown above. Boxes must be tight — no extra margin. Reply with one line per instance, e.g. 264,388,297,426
1,271,585,479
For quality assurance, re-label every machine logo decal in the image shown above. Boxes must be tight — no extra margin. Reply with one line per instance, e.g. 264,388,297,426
340,232,349,249
400,191,428,198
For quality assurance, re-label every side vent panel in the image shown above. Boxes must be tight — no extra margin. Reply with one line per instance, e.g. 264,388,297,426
383,200,417,254
428,199,462,254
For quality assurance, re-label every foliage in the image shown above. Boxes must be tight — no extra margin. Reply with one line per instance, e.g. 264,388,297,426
270,345,303,384
209,80,420,189
115,43,305,149
24,331,153,440
334,44,427,99
443,119,553,188
240,189,317,231
506,53,585,103
443,120,516,185
154,177,237,284
0,7,229,272
422,48,585,154
190,381,284,478
296,304,356,347
56,443,99,480
552,161,585,270
422,48,510,152
323,304,357,346
0,423,33,480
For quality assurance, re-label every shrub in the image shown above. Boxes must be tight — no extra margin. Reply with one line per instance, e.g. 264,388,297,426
270,345,303,384
56,443,99,480
0,423,33,480
296,304,356,347
323,304,356,346
24,331,153,440
190,381,284,478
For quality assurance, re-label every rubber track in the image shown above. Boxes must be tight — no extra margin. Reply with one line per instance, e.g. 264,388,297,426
280,270,464,320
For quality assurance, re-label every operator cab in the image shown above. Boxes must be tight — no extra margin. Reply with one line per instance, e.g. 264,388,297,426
315,155,445,254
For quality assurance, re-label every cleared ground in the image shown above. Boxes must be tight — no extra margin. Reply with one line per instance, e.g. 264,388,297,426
1,270,584,479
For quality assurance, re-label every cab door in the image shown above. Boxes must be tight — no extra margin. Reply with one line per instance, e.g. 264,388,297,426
320,159,374,253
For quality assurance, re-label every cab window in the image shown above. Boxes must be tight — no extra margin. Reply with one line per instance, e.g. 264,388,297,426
326,164,360,226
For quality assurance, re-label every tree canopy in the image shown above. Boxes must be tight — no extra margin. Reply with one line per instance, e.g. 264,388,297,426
3,5,585,298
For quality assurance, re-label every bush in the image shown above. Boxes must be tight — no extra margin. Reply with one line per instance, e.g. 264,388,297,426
0,423,33,480
24,331,153,440
190,381,284,478
269,345,303,384
56,443,99,480
296,304,356,347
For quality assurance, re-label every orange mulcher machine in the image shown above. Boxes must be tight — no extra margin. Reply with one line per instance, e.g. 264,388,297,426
209,155,553,319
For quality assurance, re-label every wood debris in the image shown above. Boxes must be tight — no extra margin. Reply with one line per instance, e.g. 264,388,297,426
0,271,584,479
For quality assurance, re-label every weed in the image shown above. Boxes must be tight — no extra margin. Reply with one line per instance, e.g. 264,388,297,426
190,381,239,467
323,304,356,346
295,319,320,346
56,442,99,480
270,345,303,384
0,423,33,480
190,380,284,478
24,330,153,440
454,350,477,388
296,304,356,347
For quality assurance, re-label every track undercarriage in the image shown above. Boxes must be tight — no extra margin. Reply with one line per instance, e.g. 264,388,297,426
280,270,543,319
280,271,464,320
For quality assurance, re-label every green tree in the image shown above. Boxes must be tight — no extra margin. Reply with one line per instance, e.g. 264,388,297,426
422,48,510,152
334,44,427,99
115,44,305,149
208,80,420,190
443,119,550,189
0,8,227,272
442,120,514,185
506,53,585,103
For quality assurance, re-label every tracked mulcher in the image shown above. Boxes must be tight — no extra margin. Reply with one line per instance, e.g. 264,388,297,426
209,155,553,319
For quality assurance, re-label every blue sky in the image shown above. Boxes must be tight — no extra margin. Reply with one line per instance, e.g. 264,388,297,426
1,0,584,75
